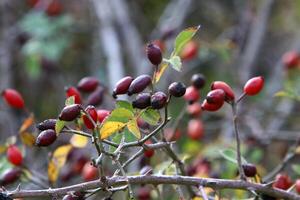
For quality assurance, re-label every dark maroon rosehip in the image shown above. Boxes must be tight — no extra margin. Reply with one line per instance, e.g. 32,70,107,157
59,104,82,121
36,129,57,146
137,187,151,200
127,75,152,96
132,93,151,109
146,43,162,66
168,82,186,97
0,168,21,186
151,91,167,109
206,89,225,105
140,165,153,175
191,73,206,89
36,119,57,131
87,87,104,106
112,76,134,98
82,106,98,129
77,77,99,92
242,163,257,177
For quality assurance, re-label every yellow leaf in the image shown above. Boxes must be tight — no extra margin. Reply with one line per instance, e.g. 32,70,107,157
296,146,300,154
0,145,7,154
48,160,59,184
19,114,34,133
70,134,88,148
155,62,169,83
20,132,36,147
100,121,126,139
127,119,141,139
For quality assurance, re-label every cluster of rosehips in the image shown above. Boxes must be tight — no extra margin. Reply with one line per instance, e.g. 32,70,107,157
282,50,300,69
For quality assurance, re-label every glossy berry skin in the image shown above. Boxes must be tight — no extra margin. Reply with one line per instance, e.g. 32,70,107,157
132,93,151,109
206,89,225,105
37,119,57,131
184,86,200,104
191,74,206,89
36,129,57,146
82,162,98,181
243,76,264,96
146,43,162,65
180,40,198,61
282,50,300,69
77,77,99,92
0,168,21,186
187,119,204,140
112,76,133,98
211,81,235,102
151,91,167,109
137,187,151,200
242,163,257,177
65,86,82,104
97,109,111,123
272,174,293,190
87,87,105,106
201,99,224,112
144,141,154,158
295,179,300,194
82,106,98,129
59,104,82,121
186,102,202,117
1,89,25,109
127,75,152,95
7,145,23,166
168,82,186,97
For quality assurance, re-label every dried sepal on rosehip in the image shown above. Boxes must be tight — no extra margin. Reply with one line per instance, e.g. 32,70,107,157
77,77,99,92
168,82,186,97
1,88,25,109
65,86,82,104
132,93,151,109
112,76,133,98
211,81,235,102
127,75,152,96
146,43,162,66
36,129,57,146
36,119,57,131
82,106,98,129
243,76,264,96
59,104,82,121
6,145,23,166
184,86,200,104
151,91,167,109
87,86,105,106
191,73,206,89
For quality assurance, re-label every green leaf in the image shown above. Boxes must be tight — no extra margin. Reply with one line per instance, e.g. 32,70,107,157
65,96,75,106
140,109,161,125
55,119,65,134
109,134,123,153
116,101,134,112
24,54,41,78
274,91,291,98
219,148,247,165
107,107,134,123
171,25,201,56
127,119,141,139
292,164,300,175
0,156,13,175
168,56,182,71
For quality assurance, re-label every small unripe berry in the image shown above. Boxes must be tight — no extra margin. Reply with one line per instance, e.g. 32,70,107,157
113,76,134,98
295,179,300,194
187,119,204,140
186,102,202,117
206,89,225,105
6,145,23,166
36,119,57,131
87,87,105,106
65,86,82,104
151,91,167,109
146,43,162,65
180,40,198,61
77,77,99,92
273,174,292,190
81,162,98,181
168,82,186,97
128,75,152,95
191,73,205,89
282,50,300,69
242,163,257,177
184,86,200,104
211,81,235,102
201,99,224,112
97,109,111,123
132,93,151,109
59,104,82,121
1,89,25,109
36,129,57,146
144,141,154,158
0,168,21,186
243,76,264,96
82,106,98,129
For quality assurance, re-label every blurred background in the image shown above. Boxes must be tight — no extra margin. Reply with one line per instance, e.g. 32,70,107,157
0,0,300,199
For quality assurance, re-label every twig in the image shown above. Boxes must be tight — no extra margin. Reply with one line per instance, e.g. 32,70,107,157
198,185,209,200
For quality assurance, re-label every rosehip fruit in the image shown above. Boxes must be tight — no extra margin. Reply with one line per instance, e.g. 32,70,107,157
82,106,98,129
82,162,98,181
137,187,151,200
201,99,223,112
144,141,154,158
282,50,300,69
112,76,134,98
146,43,162,66
87,87,105,106
211,81,235,102
184,86,200,104
59,104,82,121
206,89,225,105
132,93,151,109
151,91,167,109
37,119,57,131
243,76,264,96
295,179,300,194
7,145,23,166
46,0,63,16
242,163,257,177
187,119,204,140
273,173,293,190
186,102,202,117
127,75,152,95
36,129,57,146
191,73,206,89
97,109,111,123
65,86,82,104
168,82,186,97
27,0,39,7
0,168,21,186
137,118,150,130
180,40,198,61
77,77,99,92
1,89,25,109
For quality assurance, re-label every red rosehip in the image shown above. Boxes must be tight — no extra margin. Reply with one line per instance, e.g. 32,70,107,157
133,93,151,109
97,109,110,123
242,163,257,177
37,119,57,131
87,87,105,106
152,39,166,52
137,187,151,200
46,0,63,16
82,106,98,129
282,50,300,69
201,99,224,112
243,76,264,96
144,141,154,158
6,145,23,166
112,76,134,98
81,162,98,181
273,174,293,190
295,179,300,194
186,102,202,117
187,119,204,140
127,75,152,96
168,82,186,97
65,86,82,104
206,89,225,105
0,168,21,186
146,43,162,66
27,0,39,7
59,104,82,121
184,86,200,104
77,77,99,92
180,40,198,61
211,81,235,102
36,129,57,146
151,91,167,109
1,89,25,109
72,155,89,174
191,73,206,89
